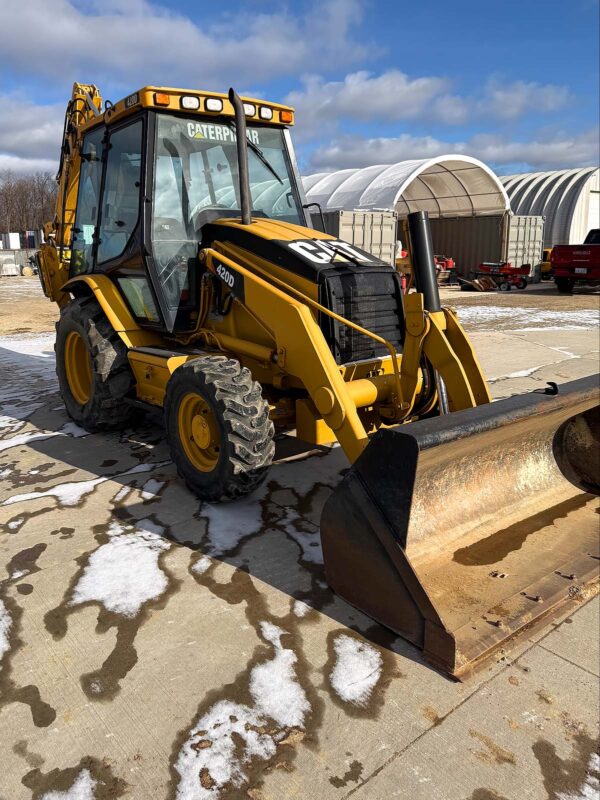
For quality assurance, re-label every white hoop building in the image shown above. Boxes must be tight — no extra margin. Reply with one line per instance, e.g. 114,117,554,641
303,156,510,219
500,168,599,246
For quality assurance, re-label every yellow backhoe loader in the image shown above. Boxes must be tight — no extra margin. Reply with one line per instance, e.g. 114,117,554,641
36,83,599,678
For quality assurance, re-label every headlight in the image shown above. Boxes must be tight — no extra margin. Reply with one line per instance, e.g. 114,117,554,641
205,97,224,112
181,95,200,110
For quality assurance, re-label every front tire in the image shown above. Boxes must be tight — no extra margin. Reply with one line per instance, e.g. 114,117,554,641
164,356,274,501
55,296,136,431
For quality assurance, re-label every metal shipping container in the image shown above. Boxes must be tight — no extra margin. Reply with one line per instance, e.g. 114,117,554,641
311,209,397,265
428,213,544,278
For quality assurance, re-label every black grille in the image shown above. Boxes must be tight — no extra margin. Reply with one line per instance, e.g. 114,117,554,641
319,267,404,364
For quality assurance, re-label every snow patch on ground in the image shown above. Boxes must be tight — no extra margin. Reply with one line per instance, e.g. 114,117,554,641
0,429,62,454
201,494,265,555
174,622,309,799
7,516,24,530
111,485,132,504
141,478,165,500
270,449,344,494
329,634,383,707
250,622,309,728
0,419,91,455
457,306,599,331
292,600,311,618
69,519,170,617
0,332,55,360
59,421,90,438
489,366,541,382
191,555,212,575
40,769,97,800
2,461,167,508
175,699,277,800
0,599,12,661
558,752,600,800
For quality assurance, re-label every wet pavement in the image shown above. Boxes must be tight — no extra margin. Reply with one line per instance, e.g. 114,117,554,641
0,280,598,799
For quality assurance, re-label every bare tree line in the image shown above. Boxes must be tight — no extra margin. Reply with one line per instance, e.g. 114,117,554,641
0,171,57,233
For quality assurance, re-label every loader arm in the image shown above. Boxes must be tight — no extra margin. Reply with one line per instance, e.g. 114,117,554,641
401,292,491,414
202,246,491,461
203,247,371,463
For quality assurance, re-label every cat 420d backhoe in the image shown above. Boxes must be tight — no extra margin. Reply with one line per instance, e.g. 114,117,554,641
36,83,599,678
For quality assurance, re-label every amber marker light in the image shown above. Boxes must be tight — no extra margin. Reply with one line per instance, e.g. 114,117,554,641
280,110,293,124
154,93,170,106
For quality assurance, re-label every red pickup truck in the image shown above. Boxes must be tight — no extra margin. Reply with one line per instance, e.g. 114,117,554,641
551,229,600,293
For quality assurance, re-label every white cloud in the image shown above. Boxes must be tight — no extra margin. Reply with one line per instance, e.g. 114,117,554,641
0,93,66,161
483,79,570,120
431,93,471,125
468,128,599,169
0,0,369,89
307,127,600,172
287,71,572,141
286,70,450,140
0,155,58,175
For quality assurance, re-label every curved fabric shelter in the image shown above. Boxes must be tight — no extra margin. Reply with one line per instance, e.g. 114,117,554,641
303,156,510,218
501,168,599,246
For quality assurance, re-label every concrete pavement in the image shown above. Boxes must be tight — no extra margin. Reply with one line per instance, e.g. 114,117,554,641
0,282,598,799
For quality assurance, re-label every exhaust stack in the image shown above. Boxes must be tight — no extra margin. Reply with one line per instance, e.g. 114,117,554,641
228,88,252,225
407,210,441,312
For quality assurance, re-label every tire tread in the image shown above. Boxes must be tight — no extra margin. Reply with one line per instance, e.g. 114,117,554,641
165,355,274,501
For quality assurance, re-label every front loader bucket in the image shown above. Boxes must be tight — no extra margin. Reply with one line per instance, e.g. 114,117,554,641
321,375,599,679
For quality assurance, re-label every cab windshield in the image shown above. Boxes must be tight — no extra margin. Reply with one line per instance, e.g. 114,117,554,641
151,113,304,323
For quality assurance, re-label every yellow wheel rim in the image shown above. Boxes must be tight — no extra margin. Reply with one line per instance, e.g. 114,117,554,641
64,330,93,405
178,392,221,473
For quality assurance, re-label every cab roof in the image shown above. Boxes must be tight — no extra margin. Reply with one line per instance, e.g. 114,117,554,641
83,85,295,131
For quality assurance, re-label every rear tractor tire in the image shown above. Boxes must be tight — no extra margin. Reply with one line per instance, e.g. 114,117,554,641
556,278,575,294
55,296,136,431
164,356,274,501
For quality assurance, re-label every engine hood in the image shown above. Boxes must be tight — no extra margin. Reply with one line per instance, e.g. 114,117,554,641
201,216,390,281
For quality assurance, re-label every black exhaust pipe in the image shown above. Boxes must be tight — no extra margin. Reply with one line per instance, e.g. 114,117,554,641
407,210,441,312
228,88,252,225
407,210,448,411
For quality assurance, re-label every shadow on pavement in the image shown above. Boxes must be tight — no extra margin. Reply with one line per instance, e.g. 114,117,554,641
1,344,421,666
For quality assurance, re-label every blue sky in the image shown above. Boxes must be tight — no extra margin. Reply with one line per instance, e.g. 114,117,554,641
0,0,598,176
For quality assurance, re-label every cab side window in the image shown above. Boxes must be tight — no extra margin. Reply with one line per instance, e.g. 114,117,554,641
70,127,103,276
97,120,143,265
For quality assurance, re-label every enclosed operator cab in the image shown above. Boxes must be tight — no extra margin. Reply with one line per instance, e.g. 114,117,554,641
66,87,311,332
